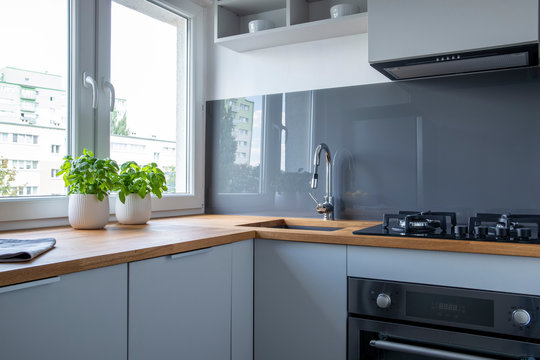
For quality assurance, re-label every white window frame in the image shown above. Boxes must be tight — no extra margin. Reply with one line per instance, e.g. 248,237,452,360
0,0,206,231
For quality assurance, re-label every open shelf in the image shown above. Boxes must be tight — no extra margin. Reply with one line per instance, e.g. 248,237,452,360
216,0,285,15
215,0,368,52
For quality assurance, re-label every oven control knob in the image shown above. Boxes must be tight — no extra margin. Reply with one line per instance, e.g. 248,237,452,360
376,293,392,309
512,309,531,326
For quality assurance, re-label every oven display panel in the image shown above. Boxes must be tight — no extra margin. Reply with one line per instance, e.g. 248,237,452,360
406,291,494,327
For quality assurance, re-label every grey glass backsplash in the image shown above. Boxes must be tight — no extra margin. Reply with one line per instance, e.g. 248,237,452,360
205,68,540,222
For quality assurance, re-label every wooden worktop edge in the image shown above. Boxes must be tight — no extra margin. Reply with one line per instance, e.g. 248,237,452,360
1,214,539,287
252,228,540,258
0,228,255,287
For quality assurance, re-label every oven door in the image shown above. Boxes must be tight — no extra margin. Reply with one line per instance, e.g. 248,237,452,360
349,317,540,360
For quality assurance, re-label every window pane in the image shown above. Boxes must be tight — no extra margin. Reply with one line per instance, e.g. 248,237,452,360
0,0,68,197
110,0,188,194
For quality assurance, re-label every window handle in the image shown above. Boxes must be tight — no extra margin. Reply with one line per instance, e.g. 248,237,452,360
82,72,98,109
102,79,116,112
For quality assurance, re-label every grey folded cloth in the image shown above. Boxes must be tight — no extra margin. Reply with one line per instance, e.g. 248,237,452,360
0,238,56,262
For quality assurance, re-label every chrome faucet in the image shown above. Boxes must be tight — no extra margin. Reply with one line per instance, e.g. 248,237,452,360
311,143,334,220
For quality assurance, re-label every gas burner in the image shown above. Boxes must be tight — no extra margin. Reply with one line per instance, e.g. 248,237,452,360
383,211,457,235
468,213,540,242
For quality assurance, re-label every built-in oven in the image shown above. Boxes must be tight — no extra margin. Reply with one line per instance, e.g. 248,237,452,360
348,277,540,360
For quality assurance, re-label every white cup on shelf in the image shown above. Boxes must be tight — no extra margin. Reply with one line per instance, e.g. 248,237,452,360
330,3,359,18
248,19,274,33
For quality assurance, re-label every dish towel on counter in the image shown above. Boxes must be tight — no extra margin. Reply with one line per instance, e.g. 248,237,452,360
0,238,56,262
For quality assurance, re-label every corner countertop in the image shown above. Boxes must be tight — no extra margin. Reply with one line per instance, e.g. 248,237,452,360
0,214,539,287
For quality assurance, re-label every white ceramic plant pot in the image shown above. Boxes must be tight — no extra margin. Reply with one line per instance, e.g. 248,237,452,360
115,194,152,225
68,194,110,229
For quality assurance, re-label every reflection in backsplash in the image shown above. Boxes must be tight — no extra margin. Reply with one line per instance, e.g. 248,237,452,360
206,67,540,223
213,97,262,194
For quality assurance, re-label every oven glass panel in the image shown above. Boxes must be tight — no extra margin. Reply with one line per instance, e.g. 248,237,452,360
405,291,494,327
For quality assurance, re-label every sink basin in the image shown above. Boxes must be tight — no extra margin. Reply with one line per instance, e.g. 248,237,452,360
239,219,343,232
270,224,343,231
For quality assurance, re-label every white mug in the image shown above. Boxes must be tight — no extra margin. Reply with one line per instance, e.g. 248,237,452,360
248,19,274,33
330,3,359,18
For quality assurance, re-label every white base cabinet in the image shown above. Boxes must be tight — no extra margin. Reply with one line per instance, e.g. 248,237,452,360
0,264,128,360
231,239,254,360
129,245,232,360
128,240,254,360
254,239,347,360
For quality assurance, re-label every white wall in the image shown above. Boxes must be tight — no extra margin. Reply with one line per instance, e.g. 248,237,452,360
205,6,388,101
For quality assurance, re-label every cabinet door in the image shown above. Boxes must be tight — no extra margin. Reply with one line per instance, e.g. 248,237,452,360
129,244,232,360
0,264,128,360
231,239,253,360
254,239,347,360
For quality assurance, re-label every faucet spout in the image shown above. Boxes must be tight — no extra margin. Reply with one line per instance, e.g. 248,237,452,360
311,143,334,220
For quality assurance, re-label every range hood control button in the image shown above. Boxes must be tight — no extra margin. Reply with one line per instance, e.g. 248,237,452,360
512,309,531,326
376,293,392,309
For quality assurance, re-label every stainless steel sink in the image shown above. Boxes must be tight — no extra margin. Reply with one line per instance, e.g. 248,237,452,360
238,219,343,232
270,224,343,231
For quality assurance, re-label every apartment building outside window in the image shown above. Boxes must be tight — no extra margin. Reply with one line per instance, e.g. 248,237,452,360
13,186,38,196
0,0,205,230
12,133,38,144
10,160,38,170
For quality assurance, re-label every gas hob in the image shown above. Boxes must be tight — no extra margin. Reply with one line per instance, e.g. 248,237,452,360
353,211,540,244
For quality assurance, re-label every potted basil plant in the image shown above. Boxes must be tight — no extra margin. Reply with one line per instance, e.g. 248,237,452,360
115,161,168,224
57,149,119,229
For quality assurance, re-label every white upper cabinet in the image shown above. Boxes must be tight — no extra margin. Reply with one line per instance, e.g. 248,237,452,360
215,0,368,51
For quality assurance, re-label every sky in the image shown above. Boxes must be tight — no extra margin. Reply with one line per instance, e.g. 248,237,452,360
0,0,182,141
0,0,68,79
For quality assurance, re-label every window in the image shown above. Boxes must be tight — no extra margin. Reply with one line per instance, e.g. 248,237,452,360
0,0,204,229
11,133,38,144
10,160,38,170
25,186,38,195
50,169,60,178
20,88,37,100
109,0,189,194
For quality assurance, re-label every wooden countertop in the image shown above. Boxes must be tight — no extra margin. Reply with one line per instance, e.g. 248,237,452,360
1,214,539,287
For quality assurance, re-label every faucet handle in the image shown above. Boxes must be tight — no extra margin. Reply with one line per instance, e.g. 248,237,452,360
308,193,319,205
317,202,334,215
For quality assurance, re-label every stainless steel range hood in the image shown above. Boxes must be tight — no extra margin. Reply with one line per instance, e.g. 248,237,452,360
368,0,540,80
